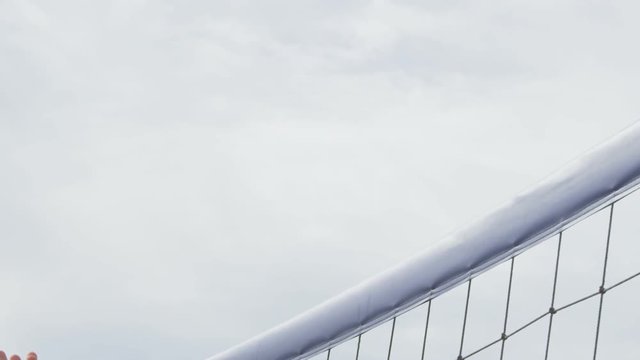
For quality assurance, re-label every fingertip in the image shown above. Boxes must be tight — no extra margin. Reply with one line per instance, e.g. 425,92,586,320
9,355,20,360
0,350,7,360
26,353,37,360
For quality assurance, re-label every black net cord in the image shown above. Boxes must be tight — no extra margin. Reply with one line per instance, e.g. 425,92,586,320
544,232,563,360
386,317,397,360
458,280,473,360
499,257,516,360
420,300,432,360
593,203,615,360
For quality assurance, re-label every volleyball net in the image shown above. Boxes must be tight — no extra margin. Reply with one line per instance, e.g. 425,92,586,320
208,122,640,360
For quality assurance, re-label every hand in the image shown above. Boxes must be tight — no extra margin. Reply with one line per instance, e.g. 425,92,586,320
0,351,37,360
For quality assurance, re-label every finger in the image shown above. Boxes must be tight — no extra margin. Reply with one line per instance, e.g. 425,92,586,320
9,355,20,360
26,354,37,360
0,350,7,360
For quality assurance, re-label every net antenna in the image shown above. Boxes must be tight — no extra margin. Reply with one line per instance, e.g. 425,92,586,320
208,122,640,360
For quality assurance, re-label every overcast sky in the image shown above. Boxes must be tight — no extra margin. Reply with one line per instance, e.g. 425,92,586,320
2,0,640,359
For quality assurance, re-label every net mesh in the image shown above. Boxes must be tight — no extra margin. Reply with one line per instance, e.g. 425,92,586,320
309,186,640,360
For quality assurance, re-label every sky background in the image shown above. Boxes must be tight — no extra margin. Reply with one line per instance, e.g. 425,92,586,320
1,0,640,359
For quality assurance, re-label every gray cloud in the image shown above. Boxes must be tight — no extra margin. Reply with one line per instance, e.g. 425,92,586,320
1,0,640,359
